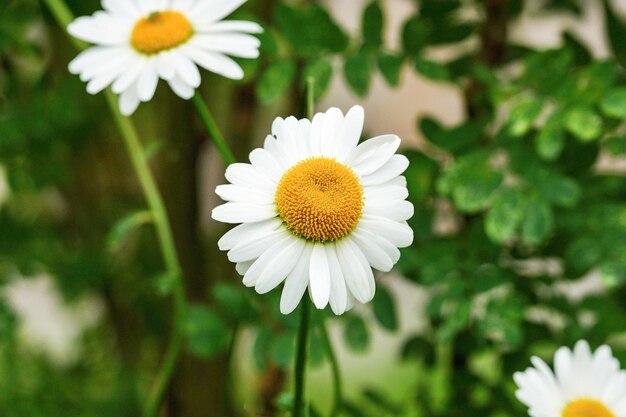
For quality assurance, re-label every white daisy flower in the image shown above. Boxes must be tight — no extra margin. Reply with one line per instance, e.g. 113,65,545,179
67,0,262,115
514,340,626,417
211,105,414,315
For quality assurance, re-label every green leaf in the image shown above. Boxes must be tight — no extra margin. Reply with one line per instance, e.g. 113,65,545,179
563,107,602,142
414,58,450,81
521,194,554,245
438,151,500,207
373,286,398,331
270,333,295,367
402,15,429,54
536,175,580,208
606,136,626,155
403,150,438,202
344,51,372,97
107,210,152,250
601,88,626,119
430,23,473,45
184,305,230,359
362,1,384,47
468,350,502,385
523,49,573,95
451,166,503,213
599,262,626,289
420,0,461,18
563,31,591,65
253,326,271,369
508,96,543,137
258,26,279,55
343,315,370,353
438,301,470,341
212,283,255,322
555,62,617,107
535,112,565,160
566,238,603,275
0,303,16,341
302,58,333,100
309,330,327,367
363,389,403,414
419,117,483,154
275,392,294,413
275,4,348,56
478,296,523,347
604,0,626,70
378,54,404,86
401,336,434,362
485,187,527,243
256,60,296,103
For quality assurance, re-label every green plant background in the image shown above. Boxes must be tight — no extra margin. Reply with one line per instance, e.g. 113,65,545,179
2,0,626,416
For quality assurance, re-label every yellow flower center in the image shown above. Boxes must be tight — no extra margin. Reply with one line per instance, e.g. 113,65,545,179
275,157,364,242
131,11,193,55
563,399,616,417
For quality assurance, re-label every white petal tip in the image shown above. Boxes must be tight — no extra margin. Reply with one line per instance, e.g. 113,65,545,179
348,105,364,114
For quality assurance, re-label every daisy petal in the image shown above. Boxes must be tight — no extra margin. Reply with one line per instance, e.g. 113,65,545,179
336,105,364,162
363,200,414,222
204,20,263,34
309,243,331,309
242,232,292,287
255,237,305,294
280,244,313,314
215,184,274,204
211,202,276,224
359,215,414,248
184,47,244,79
361,154,410,186
227,229,286,263
350,135,401,177
119,85,141,115
326,244,348,315
335,238,375,303
217,218,282,251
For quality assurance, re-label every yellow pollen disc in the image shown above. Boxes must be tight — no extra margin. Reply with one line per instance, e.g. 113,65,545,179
131,11,193,55
275,157,364,242
563,399,616,417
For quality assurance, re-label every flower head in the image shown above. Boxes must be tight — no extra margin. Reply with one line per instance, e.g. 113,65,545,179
514,340,626,417
212,106,414,315
67,0,262,115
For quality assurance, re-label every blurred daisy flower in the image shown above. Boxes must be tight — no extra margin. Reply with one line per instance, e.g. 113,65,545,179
67,0,262,115
514,340,626,417
212,106,414,315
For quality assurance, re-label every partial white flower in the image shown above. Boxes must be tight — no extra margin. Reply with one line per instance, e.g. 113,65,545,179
212,105,414,315
514,340,626,417
3,274,104,367
67,0,262,115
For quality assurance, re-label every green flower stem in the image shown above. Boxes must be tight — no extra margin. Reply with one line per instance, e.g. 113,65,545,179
192,93,237,165
41,1,186,416
318,319,342,417
106,90,186,417
293,297,311,417
293,76,317,417
307,77,315,121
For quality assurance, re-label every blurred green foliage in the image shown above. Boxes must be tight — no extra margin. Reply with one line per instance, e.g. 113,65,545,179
2,0,626,416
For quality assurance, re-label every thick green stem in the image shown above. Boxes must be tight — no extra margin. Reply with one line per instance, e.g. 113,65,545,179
293,297,311,417
192,93,237,165
318,320,342,417
41,1,186,416
293,77,317,417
